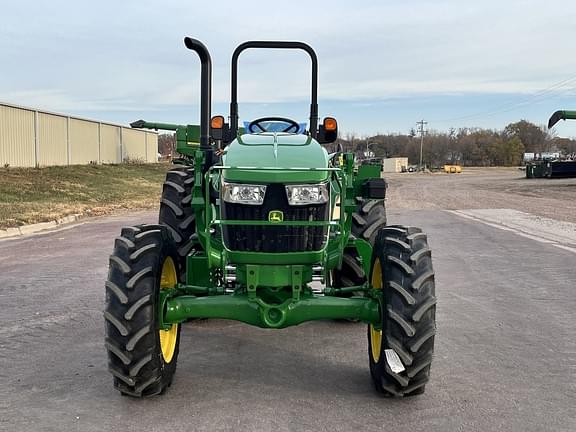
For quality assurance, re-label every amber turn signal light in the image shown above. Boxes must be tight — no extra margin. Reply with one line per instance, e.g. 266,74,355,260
323,117,337,131
211,115,224,129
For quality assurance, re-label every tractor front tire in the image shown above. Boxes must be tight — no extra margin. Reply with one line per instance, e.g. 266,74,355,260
158,166,197,279
368,226,436,397
104,224,181,397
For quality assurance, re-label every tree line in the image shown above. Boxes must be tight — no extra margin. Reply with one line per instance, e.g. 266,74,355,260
157,119,576,167
332,120,576,167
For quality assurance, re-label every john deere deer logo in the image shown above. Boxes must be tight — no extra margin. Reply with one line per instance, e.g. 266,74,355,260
268,210,284,223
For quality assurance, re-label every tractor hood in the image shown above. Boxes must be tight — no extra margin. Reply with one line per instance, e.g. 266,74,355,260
222,133,329,183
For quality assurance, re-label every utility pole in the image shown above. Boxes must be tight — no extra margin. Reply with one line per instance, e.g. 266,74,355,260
417,120,427,171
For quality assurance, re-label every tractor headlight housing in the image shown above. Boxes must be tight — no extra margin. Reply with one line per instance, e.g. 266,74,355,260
285,183,329,206
222,183,267,205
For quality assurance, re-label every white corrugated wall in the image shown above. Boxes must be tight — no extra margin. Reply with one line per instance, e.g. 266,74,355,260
38,113,68,166
69,118,99,164
122,127,147,162
0,105,36,167
100,124,121,164
0,102,157,167
145,132,158,162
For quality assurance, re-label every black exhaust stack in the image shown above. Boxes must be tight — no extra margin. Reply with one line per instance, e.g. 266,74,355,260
184,37,212,152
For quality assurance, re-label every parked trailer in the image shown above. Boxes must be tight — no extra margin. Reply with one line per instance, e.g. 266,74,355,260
526,111,576,179
526,160,576,178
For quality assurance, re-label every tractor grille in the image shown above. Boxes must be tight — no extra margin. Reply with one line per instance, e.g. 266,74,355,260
221,183,329,253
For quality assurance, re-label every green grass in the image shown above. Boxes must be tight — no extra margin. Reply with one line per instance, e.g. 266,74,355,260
0,163,171,229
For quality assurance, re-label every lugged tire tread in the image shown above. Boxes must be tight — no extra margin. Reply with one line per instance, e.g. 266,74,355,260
352,213,367,226
135,229,161,240
126,324,152,351
126,267,153,289
332,197,386,297
115,236,135,249
361,199,384,214
407,355,433,378
412,297,437,322
124,294,152,320
387,306,416,336
387,336,414,366
410,247,432,262
121,226,142,236
163,181,185,194
409,326,436,353
160,198,183,217
158,166,197,281
387,256,415,276
343,254,364,279
129,354,153,377
384,237,411,251
109,365,136,386
109,255,130,274
130,243,158,261
368,225,436,397
105,339,131,365
104,311,129,336
106,280,128,304
362,220,387,242
412,270,435,291
384,364,410,387
104,224,181,398
388,281,416,305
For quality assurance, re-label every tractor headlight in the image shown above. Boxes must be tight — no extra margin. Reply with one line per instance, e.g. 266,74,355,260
222,183,266,205
285,184,329,205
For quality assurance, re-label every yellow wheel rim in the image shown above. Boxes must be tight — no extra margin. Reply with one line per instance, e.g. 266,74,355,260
159,256,178,363
370,258,383,363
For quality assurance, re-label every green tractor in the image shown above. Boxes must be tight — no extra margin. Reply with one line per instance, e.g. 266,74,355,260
104,37,436,398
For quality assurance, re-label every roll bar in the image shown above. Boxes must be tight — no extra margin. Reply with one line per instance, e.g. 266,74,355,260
229,41,319,138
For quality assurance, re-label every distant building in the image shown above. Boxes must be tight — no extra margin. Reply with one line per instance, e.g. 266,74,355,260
383,157,408,173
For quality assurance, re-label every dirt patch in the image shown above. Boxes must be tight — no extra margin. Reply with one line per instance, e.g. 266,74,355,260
385,167,576,223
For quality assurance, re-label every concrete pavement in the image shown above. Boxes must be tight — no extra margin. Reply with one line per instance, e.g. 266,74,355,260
0,209,575,432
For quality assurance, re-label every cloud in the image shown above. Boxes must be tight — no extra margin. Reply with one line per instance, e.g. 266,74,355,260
1,0,576,134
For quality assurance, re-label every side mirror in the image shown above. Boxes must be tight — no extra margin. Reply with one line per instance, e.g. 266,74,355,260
317,117,337,144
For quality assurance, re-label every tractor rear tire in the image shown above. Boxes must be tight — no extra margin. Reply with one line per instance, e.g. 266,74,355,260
367,225,436,397
105,224,181,397
332,198,387,292
352,198,387,245
158,166,197,280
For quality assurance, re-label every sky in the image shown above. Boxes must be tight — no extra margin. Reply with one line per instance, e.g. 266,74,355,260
2,0,576,138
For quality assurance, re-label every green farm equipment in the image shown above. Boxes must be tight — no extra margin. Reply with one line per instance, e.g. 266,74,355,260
104,37,436,398
548,110,576,129
524,111,576,178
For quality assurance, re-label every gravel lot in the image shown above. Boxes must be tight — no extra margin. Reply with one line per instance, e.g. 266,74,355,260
385,167,576,223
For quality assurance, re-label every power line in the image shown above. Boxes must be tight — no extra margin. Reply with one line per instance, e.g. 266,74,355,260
432,74,576,125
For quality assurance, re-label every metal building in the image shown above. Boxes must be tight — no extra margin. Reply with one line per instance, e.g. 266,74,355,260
382,157,408,173
0,102,157,167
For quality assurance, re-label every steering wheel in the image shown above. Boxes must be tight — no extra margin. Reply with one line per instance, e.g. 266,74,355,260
248,117,300,133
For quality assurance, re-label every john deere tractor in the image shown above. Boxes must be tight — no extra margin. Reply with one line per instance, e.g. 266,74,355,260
104,38,436,398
